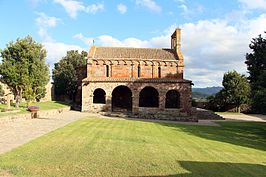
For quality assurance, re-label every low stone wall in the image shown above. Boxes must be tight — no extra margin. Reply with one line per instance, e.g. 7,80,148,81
0,107,71,124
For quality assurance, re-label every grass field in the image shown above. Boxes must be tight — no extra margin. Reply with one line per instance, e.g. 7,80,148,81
0,118,265,177
0,101,70,118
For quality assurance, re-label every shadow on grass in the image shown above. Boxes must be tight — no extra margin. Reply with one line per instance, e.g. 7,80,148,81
155,121,266,152
132,161,266,177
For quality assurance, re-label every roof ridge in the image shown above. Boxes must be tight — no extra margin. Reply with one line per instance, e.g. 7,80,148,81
96,46,172,50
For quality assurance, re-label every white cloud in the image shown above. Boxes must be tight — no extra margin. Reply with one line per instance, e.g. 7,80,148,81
85,3,104,14
35,12,60,27
35,12,61,42
117,3,127,14
73,33,94,46
136,0,161,12
238,0,266,9
43,41,84,66
74,14,266,87
53,0,104,18
176,0,203,18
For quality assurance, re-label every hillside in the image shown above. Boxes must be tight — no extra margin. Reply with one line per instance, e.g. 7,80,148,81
192,86,223,96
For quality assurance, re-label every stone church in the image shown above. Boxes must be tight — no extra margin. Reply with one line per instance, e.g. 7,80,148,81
80,28,193,120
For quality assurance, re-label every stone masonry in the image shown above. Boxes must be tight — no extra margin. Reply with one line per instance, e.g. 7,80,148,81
80,28,193,120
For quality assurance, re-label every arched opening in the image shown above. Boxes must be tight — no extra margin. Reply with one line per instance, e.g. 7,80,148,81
93,88,106,104
112,86,132,112
158,66,161,78
139,86,159,107
137,65,141,77
106,65,109,77
165,90,180,108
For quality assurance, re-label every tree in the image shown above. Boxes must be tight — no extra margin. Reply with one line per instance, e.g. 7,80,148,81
245,32,266,114
0,36,49,107
222,71,251,113
52,50,87,102
210,71,250,113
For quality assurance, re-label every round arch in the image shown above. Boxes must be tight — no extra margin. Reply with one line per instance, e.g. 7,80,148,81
112,86,132,112
165,90,180,108
139,86,159,107
93,88,106,104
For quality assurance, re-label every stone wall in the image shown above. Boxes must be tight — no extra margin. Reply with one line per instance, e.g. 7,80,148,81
81,79,192,119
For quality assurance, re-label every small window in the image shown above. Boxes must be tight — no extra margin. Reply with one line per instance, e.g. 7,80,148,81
138,65,141,77
158,66,161,78
106,65,109,77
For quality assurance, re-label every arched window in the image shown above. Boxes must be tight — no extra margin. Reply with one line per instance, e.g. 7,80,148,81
158,66,161,78
106,65,109,77
139,86,159,107
138,65,141,77
165,90,180,108
93,88,106,104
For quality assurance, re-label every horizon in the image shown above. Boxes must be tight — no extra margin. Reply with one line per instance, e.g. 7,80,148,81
0,0,265,87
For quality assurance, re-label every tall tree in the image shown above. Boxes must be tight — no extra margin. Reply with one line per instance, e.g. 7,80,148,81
222,71,251,113
245,32,266,114
0,36,49,107
52,50,87,101
210,71,250,113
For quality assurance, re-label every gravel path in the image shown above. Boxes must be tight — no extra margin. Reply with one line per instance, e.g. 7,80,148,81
0,111,91,154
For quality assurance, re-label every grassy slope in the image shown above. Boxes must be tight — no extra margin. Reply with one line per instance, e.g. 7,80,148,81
0,118,265,177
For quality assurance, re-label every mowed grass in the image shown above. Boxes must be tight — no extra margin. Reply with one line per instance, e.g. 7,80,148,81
0,118,265,177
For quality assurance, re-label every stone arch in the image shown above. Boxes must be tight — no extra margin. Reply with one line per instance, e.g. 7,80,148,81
139,86,159,107
165,90,180,108
93,88,106,104
112,85,132,112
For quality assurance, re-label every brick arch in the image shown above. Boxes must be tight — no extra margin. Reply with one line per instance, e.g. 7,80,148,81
93,88,106,104
165,90,180,108
139,86,159,107
112,85,132,112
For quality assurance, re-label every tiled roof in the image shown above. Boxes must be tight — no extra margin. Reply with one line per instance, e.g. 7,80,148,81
92,47,178,60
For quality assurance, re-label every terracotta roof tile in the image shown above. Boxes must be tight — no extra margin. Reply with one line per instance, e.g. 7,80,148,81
92,47,178,60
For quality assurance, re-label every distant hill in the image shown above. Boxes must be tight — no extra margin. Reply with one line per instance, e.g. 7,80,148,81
193,86,223,95
192,86,223,99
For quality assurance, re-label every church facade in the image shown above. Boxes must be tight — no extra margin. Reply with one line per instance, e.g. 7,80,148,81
80,28,193,120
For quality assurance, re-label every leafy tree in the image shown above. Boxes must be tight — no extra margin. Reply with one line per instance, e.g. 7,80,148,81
222,71,250,113
0,85,4,97
245,32,266,114
209,71,250,113
52,50,87,102
0,36,49,107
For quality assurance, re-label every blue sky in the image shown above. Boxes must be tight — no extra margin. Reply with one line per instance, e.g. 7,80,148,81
0,0,266,87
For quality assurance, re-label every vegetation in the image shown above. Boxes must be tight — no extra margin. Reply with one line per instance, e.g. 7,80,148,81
0,85,4,97
208,71,250,112
52,50,87,102
0,36,49,107
0,118,265,177
245,32,266,114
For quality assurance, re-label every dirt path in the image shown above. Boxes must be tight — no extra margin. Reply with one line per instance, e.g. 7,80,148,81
0,111,91,154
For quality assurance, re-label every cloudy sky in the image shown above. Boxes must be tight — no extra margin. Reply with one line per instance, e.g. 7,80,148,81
0,0,265,87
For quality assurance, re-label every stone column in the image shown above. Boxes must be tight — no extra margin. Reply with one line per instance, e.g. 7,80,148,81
106,94,112,112
159,94,165,111
132,95,139,114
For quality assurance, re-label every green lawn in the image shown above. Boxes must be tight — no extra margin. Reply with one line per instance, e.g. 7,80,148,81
0,118,265,177
0,101,70,118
